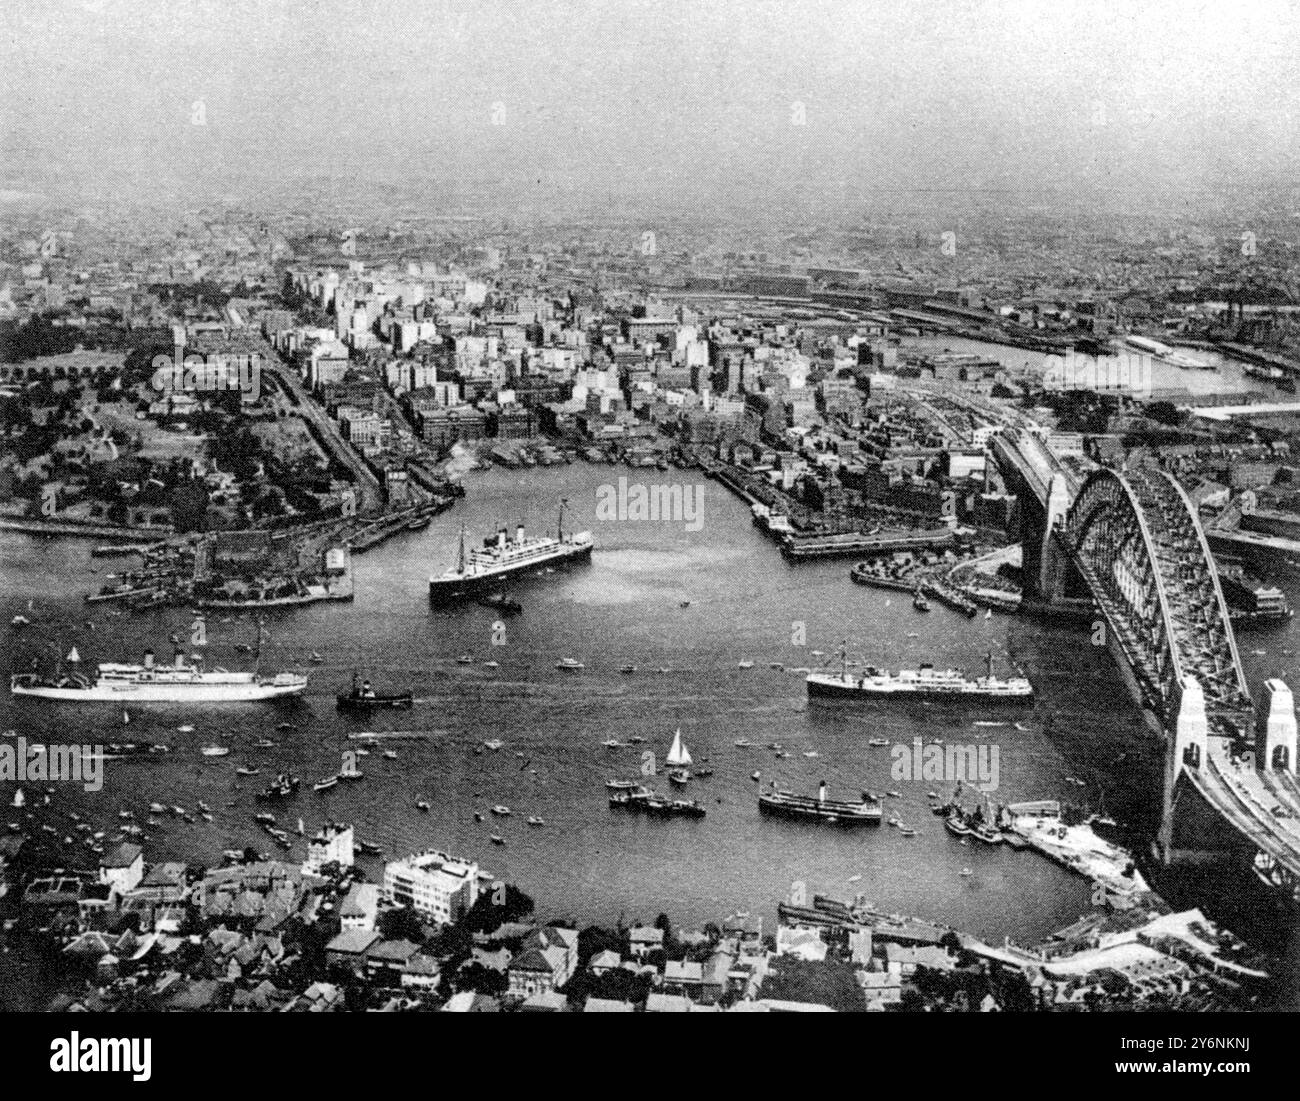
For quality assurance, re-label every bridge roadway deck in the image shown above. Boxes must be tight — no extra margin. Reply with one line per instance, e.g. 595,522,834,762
1185,748,1300,874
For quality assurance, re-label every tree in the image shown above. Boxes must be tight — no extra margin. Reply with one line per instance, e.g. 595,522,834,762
377,906,425,944
1144,401,1182,427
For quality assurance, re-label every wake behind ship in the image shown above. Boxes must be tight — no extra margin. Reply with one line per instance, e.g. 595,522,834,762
429,501,593,604
10,647,308,703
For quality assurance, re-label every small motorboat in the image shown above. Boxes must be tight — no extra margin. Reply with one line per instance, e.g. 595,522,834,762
314,777,338,792
886,791,901,799
490,805,512,816
483,660,499,668
803,751,820,759
734,739,752,748
149,802,167,814
383,749,398,760
276,723,296,732
483,739,503,751
254,739,276,749
668,768,691,785
527,816,544,826
601,738,623,748
621,664,637,674
200,745,230,757
680,600,691,608
490,834,505,846
556,657,584,671
236,766,260,776
750,771,761,781
737,660,754,670
309,652,324,664
456,654,474,665
415,797,430,812
177,724,194,733
358,840,383,855
868,738,889,747
196,801,210,813
473,812,484,822
254,812,276,825
960,868,973,877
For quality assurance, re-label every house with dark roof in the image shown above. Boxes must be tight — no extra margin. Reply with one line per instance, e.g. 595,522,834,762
365,938,422,984
326,928,380,975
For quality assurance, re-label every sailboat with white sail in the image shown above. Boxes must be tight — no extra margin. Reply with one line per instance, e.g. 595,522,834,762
666,728,693,783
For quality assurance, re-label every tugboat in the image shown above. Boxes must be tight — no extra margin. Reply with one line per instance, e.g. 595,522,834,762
478,592,523,616
336,673,414,711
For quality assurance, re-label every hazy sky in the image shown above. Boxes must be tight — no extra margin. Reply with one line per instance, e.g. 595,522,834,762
3,0,1300,214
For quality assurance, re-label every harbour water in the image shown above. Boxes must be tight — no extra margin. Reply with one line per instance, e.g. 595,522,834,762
1,454,1297,983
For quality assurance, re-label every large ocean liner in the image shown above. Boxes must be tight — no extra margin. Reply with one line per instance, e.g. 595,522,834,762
428,500,593,603
11,645,307,703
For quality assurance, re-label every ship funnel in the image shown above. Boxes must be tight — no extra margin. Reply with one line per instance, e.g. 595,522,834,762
175,650,185,669
818,781,827,803
143,649,154,669
498,527,508,548
516,524,525,544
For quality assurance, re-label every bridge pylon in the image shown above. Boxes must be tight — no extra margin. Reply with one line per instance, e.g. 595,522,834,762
1257,679,1299,773
1158,675,1209,865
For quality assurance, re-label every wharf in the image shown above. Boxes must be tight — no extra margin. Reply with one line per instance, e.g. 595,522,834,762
1007,812,1149,908
782,527,956,560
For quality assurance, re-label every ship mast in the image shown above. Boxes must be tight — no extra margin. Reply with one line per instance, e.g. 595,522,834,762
456,524,467,575
985,650,994,680
557,497,568,542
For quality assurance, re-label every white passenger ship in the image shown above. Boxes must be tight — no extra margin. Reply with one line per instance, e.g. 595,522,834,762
807,648,1033,702
11,647,308,703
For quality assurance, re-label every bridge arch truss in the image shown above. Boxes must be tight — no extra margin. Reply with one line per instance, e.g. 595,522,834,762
1058,465,1250,729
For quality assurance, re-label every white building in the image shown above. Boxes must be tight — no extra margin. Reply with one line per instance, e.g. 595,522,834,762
340,882,379,931
100,843,145,896
382,850,479,925
304,823,354,874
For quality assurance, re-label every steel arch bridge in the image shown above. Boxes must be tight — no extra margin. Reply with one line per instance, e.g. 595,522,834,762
1055,465,1251,729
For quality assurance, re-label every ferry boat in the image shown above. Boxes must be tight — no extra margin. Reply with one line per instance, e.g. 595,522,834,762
807,646,1032,703
11,644,307,703
429,501,593,603
759,781,882,826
